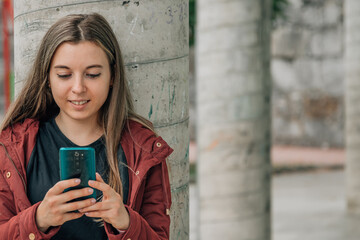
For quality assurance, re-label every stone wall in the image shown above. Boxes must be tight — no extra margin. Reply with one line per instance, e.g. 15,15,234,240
271,0,344,147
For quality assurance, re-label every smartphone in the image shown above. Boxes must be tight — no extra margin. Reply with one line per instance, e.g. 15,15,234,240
59,147,96,201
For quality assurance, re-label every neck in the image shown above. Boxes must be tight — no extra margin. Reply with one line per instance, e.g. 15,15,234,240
55,114,104,146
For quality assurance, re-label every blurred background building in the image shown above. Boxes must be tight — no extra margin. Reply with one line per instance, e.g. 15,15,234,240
0,0,351,239
0,1,346,145
190,0,347,239
272,0,344,148
190,0,344,148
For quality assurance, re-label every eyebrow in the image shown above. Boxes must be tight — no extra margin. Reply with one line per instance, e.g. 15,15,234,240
54,65,103,69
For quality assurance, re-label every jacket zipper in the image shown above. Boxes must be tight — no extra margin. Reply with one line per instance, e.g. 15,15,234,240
130,160,166,209
130,161,171,217
161,161,171,213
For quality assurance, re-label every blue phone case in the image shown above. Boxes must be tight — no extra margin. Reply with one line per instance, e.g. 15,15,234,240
59,147,96,201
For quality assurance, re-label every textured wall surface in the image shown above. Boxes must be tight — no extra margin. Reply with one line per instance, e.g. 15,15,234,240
197,0,272,239
272,0,344,147
14,1,189,239
345,0,360,214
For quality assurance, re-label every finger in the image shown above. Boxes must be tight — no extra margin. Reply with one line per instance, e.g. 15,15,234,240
96,172,105,183
79,201,108,213
62,187,95,203
48,179,81,195
62,211,85,222
62,198,97,213
84,209,108,218
88,179,112,193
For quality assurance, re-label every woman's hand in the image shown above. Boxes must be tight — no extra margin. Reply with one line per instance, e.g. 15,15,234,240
79,173,130,231
36,179,96,232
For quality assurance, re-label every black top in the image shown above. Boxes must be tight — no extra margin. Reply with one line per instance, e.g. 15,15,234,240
26,118,129,240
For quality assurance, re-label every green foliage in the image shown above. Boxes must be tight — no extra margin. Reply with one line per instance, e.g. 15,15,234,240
272,0,289,22
189,0,196,47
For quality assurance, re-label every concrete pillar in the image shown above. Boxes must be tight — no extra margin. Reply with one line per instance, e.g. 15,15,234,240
345,0,360,214
197,0,271,239
14,1,189,239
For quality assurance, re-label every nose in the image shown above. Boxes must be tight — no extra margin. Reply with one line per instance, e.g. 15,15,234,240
71,75,86,94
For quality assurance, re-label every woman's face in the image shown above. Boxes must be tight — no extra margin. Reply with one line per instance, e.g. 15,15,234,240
49,41,112,125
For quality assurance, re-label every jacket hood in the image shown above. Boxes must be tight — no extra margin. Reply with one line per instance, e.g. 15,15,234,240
123,120,173,164
0,119,40,168
0,119,40,145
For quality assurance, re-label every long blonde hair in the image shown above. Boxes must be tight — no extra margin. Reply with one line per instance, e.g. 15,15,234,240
1,13,152,196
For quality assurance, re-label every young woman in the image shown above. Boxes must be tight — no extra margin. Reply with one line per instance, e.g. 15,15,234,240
0,13,173,240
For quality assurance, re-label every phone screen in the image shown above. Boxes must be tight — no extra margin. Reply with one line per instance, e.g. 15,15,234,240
59,147,96,201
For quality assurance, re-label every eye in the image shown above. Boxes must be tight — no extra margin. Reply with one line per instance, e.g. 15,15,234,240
57,74,71,79
87,73,101,79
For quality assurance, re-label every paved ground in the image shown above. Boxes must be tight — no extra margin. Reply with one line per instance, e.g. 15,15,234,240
272,170,347,240
189,141,349,239
190,169,359,240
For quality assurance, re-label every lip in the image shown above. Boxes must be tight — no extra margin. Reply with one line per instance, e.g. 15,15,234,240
69,100,89,105
68,100,90,110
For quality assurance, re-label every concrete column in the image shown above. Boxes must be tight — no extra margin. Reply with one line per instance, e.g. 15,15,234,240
14,1,189,239
345,0,360,214
197,0,271,239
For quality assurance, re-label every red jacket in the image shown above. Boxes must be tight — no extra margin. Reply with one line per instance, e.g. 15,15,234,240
0,118,173,240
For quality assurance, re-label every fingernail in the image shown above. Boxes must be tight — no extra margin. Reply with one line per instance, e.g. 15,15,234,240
88,188,93,193
91,198,96,203
89,180,94,184
75,179,81,183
